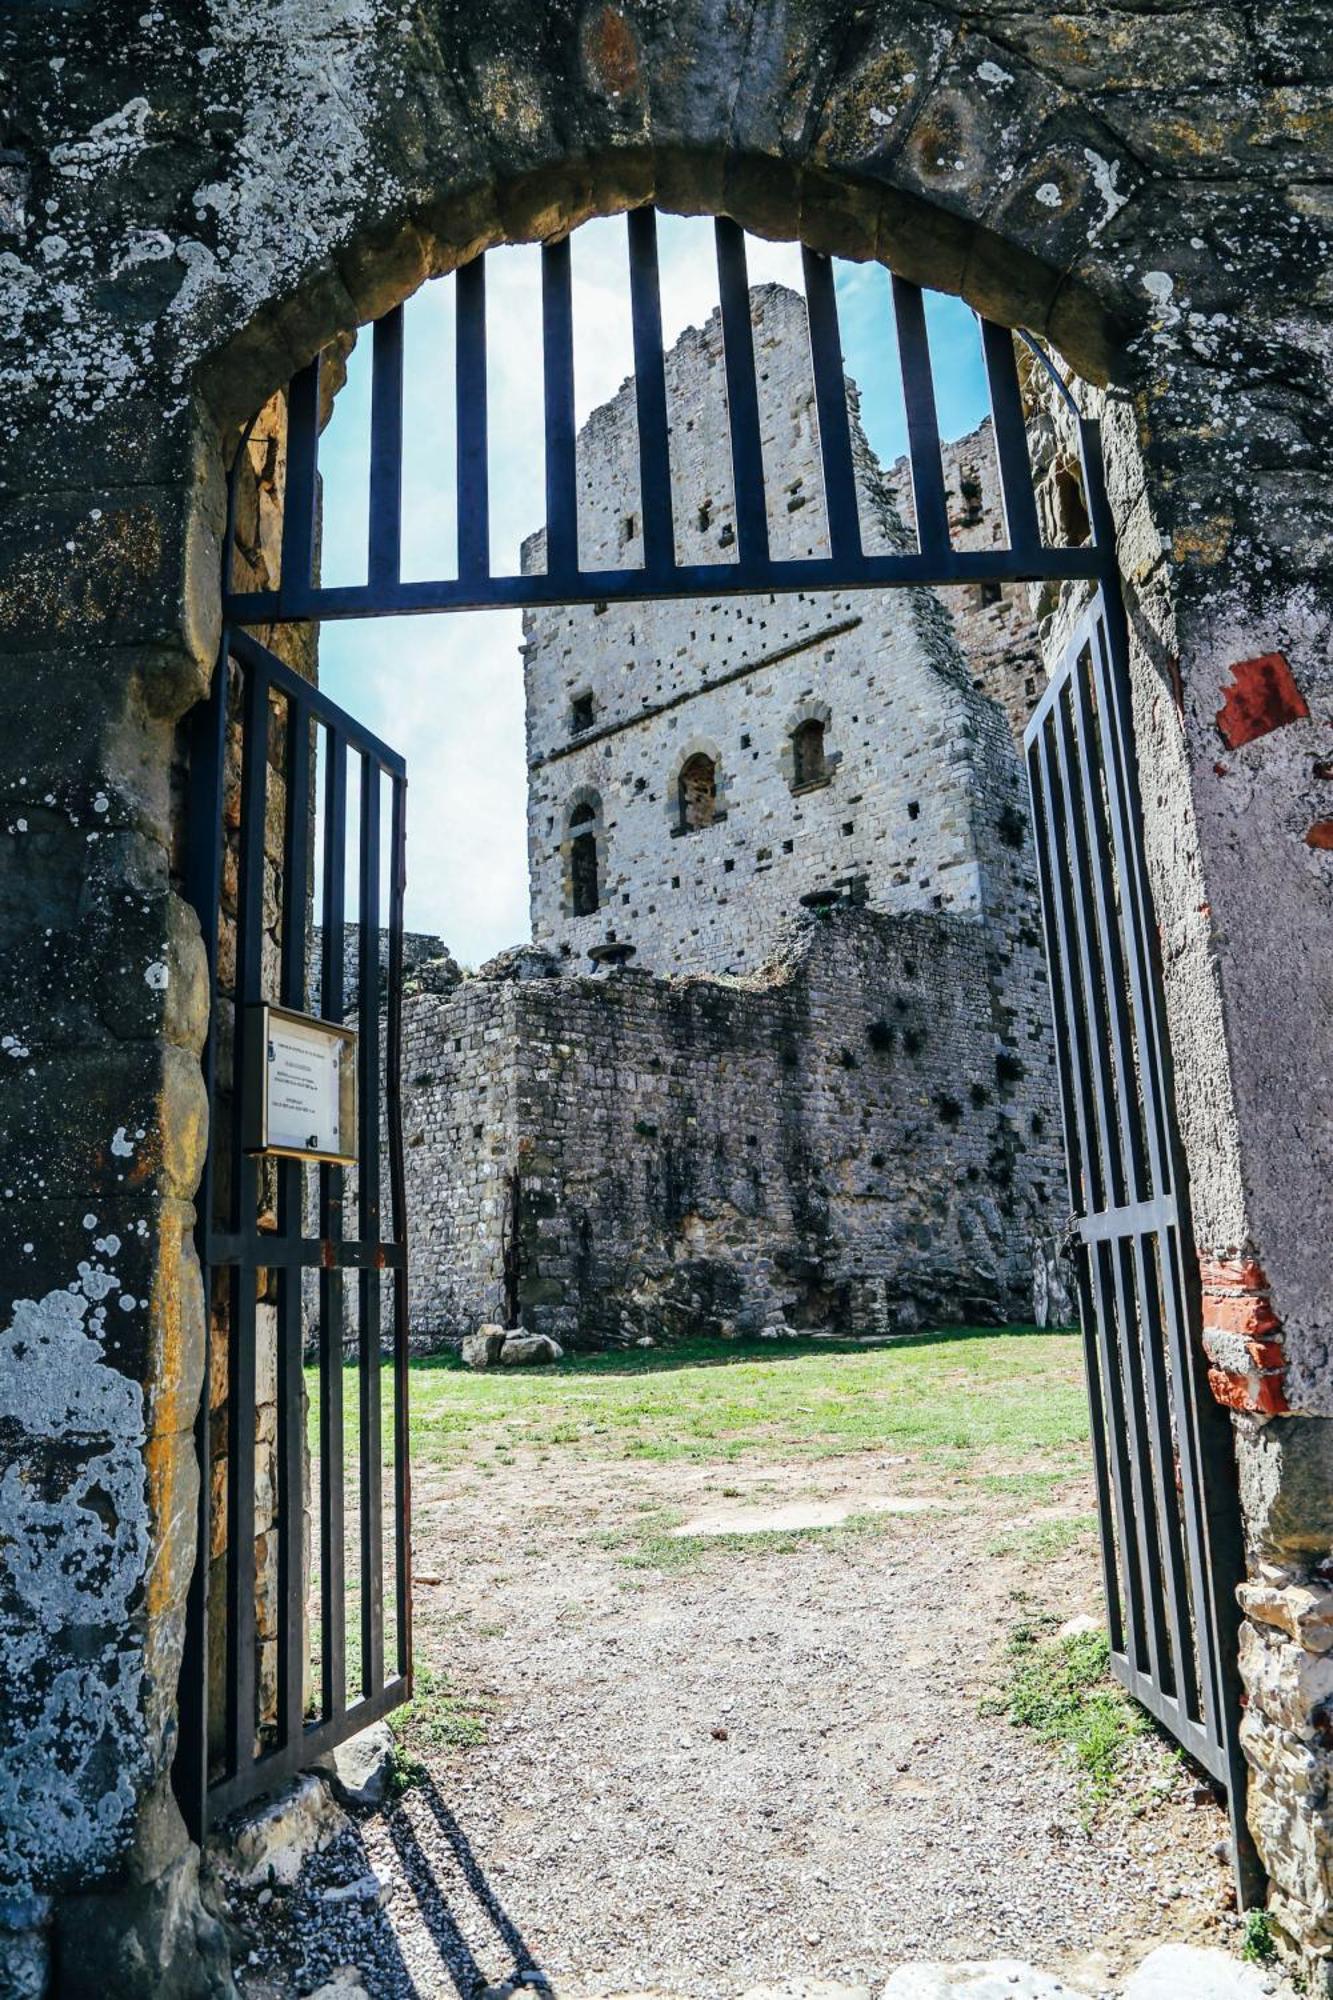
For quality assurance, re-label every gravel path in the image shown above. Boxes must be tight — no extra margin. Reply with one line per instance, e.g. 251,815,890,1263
233,1449,1247,1998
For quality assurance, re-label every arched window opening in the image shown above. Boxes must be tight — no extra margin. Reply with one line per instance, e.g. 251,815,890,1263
791,718,828,790
569,801,600,916
1053,460,1091,547
678,753,718,831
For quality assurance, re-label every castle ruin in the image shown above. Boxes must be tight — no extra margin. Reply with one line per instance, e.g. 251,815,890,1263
396,286,1068,1347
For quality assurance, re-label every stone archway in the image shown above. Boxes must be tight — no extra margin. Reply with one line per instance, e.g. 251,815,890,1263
2,5,1331,1990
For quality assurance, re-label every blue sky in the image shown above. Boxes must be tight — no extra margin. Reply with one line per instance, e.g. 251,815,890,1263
315,216,991,963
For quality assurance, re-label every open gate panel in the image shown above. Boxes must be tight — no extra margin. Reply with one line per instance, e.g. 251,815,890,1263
1024,592,1261,1903
178,626,411,1836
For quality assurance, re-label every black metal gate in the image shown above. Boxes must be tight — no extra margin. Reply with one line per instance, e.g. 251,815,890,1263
1024,588,1260,1900
179,204,1255,1876
177,624,411,1835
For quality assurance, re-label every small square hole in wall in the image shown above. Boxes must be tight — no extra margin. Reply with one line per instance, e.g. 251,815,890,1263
908,800,920,820
724,858,735,872
842,822,854,836
782,839,793,854
671,875,680,889
472,1124,484,1139
741,732,751,749
622,893,630,905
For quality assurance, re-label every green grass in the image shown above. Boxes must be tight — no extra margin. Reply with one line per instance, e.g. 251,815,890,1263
386,1659,493,1792
986,1513,1099,1563
309,1327,1088,1478
985,1621,1149,1803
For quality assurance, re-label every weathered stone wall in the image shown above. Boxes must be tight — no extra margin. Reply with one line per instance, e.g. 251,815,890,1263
308,922,449,1013
2,0,1331,1985
402,908,1067,1346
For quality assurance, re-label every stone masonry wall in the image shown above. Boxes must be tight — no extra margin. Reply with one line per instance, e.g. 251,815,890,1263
400,908,1066,1347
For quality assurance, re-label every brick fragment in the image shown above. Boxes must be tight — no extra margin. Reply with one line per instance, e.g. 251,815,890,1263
1198,1254,1268,1293
1305,820,1333,850
1199,1250,1286,1412
1208,1365,1290,1416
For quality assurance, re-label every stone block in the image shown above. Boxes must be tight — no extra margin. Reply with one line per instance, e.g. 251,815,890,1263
1238,1415,1333,1561
54,1844,230,1999
314,1720,396,1809
209,1772,347,1891
499,1333,564,1366
461,1325,507,1369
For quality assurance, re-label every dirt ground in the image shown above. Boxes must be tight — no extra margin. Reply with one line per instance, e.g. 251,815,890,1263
232,1408,1253,1999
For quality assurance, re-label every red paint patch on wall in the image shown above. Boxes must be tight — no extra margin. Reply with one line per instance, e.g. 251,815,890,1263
1305,821,1333,850
1215,652,1308,749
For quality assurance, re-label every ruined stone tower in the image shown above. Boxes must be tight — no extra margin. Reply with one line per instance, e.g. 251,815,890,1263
520,283,1042,987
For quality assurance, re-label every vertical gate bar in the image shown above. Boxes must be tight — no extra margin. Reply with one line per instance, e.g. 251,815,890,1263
542,237,579,585
358,754,385,1698
1049,670,1126,1199
1033,716,1148,1676
1106,1229,1173,1696
178,632,231,1832
1075,1242,1126,1659
1023,738,1087,1227
890,277,951,561
1046,691,1114,1216
319,731,349,1721
386,769,412,1682
276,691,312,1750
626,207,676,585
714,218,770,574
279,355,321,615
224,653,269,1775
1025,743,1123,1659
224,1269,259,1778
1079,435,1175,1192
980,318,1043,564
1089,1235,1151,1681
801,247,862,568
1157,1223,1226,1746
1133,1229,1204,1720
1167,1221,1264,1906
368,307,406,596
455,257,491,588
1083,603,1173,1198
1067,648,1151,1203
